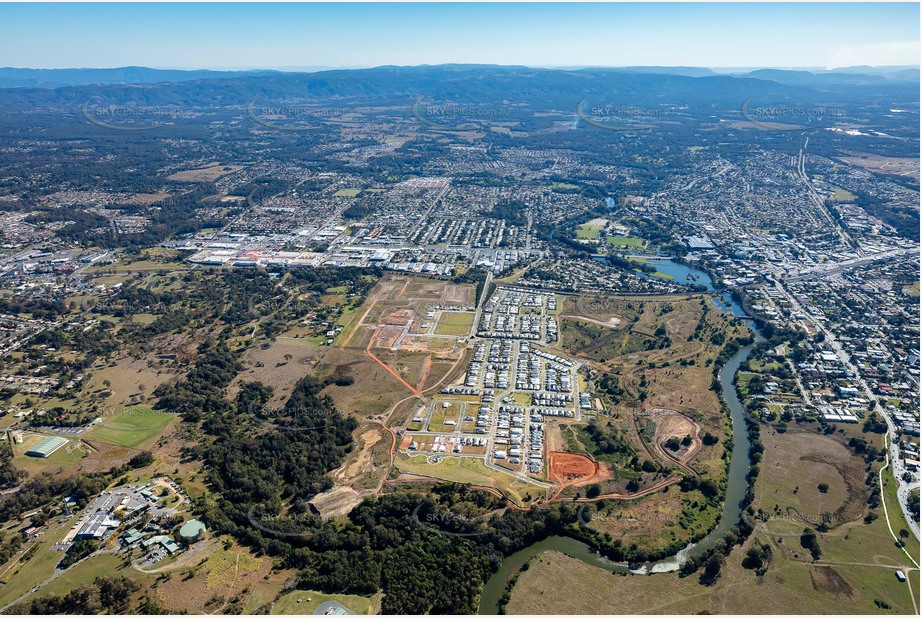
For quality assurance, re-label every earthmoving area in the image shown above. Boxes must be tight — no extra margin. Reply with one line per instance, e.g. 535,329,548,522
547,451,603,485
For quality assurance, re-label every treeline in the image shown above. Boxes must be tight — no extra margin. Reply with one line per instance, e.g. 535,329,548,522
452,267,489,304
0,441,25,489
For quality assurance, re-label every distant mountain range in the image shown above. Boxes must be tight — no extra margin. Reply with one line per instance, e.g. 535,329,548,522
0,64,916,90
0,65,916,116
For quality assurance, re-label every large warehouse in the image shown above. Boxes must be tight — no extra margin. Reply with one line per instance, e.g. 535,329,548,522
25,436,69,458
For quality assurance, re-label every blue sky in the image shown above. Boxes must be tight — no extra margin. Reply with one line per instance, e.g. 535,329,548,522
0,2,918,70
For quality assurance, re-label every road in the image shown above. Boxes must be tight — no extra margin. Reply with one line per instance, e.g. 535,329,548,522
771,276,919,540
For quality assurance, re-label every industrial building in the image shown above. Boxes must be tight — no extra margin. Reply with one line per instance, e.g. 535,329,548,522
25,435,68,458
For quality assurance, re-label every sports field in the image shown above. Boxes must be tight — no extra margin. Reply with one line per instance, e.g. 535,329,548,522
86,406,174,448
607,235,645,248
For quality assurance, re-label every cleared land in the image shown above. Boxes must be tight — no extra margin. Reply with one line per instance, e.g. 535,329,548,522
166,163,243,182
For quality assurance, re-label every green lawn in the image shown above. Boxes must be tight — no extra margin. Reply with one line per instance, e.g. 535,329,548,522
86,406,174,448
607,236,645,248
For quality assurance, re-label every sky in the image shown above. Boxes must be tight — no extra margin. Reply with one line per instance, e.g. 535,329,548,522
0,2,918,70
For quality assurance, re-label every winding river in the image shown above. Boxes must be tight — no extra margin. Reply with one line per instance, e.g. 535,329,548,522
479,259,763,613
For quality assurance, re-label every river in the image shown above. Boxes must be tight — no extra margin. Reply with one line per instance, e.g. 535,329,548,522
479,258,762,613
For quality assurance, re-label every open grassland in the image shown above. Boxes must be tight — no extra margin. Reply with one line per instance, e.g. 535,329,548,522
85,355,176,408
272,589,383,615
754,429,867,530
149,541,278,614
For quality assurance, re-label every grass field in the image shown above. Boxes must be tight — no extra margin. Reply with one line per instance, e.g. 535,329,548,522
87,406,174,448
576,224,602,240
607,235,645,248
333,188,361,197
830,187,858,202
434,311,475,336
88,259,183,275
167,163,243,182
272,589,383,615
